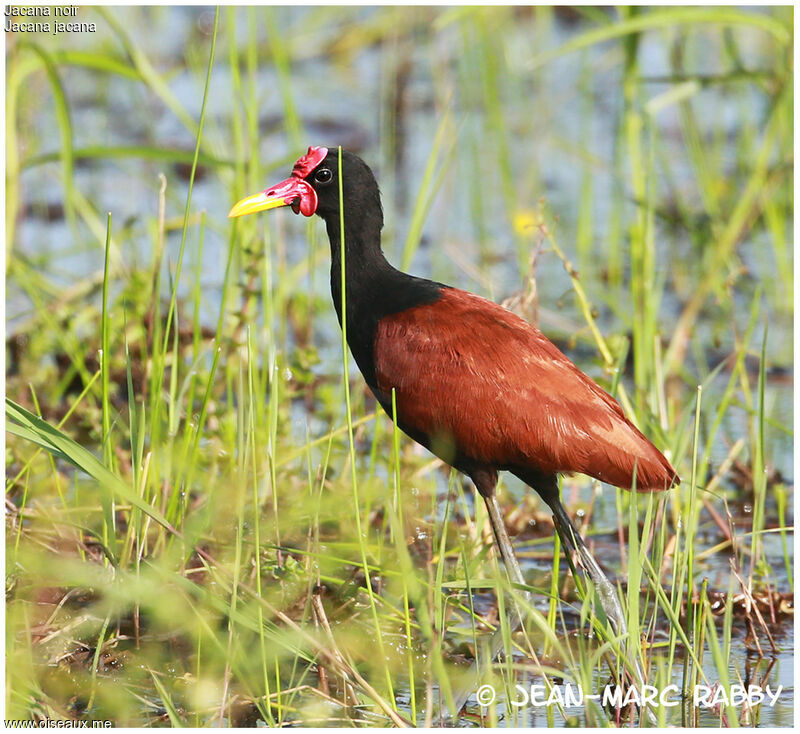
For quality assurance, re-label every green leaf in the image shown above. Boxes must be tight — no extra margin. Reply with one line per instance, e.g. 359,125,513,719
6,398,174,534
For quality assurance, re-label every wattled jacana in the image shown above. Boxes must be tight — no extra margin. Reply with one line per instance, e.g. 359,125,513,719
230,146,679,709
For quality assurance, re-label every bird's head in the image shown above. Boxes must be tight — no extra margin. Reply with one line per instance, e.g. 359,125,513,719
228,146,382,228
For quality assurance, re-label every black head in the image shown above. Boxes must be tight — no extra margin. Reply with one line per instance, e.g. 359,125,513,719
306,148,383,229
228,146,383,233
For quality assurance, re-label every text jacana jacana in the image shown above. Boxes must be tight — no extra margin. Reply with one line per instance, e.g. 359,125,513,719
230,146,679,715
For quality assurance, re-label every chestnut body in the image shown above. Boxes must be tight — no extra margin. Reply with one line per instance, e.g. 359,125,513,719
373,287,676,493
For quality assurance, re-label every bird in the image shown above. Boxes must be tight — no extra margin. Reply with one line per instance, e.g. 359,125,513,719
229,145,679,713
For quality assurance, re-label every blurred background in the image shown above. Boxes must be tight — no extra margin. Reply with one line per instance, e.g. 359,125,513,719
6,6,793,727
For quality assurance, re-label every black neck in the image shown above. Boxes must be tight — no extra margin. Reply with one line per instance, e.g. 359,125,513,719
325,216,390,322
321,213,443,393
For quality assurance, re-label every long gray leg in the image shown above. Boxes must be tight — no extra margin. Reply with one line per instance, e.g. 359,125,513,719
482,491,530,658
483,491,527,590
535,480,650,697
442,471,649,723
546,494,628,638
440,470,529,720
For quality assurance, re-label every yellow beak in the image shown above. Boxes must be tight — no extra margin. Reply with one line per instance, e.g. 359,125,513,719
228,175,319,218
228,191,290,218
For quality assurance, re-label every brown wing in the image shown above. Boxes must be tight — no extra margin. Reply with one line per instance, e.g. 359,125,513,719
374,288,677,491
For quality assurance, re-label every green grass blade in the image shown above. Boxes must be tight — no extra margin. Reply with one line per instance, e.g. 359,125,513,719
6,398,174,534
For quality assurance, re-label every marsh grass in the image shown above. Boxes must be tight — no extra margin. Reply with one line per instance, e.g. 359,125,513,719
6,6,793,728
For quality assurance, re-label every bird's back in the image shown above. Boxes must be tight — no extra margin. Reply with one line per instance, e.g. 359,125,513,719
373,287,678,491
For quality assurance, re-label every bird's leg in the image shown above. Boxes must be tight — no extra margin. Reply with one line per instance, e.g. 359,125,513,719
438,473,529,721
542,490,650,694
483,492,527,590
473,473,531,648
546,496,627,636
482,491,530,658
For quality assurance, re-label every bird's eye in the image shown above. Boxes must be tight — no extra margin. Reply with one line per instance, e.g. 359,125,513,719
314,168,333,184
